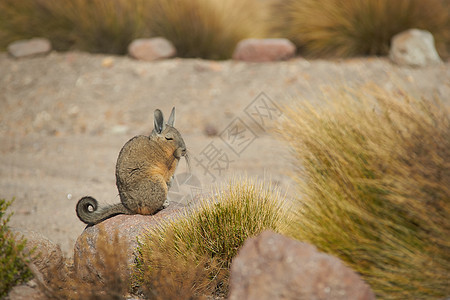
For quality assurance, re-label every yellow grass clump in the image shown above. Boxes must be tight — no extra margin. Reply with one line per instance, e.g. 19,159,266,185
279,86,450,299
143,0,266,59
41,231,131,299
270,0,450,58
135,178,289,297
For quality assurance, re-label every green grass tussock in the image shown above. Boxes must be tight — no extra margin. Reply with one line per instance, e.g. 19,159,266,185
0,0,265,58
270,0,450,58
0,199,33,298
279,87,450,299
135,178,288,297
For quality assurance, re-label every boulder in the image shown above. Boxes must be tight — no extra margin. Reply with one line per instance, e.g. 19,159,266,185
73,202,185,281
229,231,375,300
128,37,176,61
389,29,442,67
7,38,52,58
232,38,296,62
12,229,65,284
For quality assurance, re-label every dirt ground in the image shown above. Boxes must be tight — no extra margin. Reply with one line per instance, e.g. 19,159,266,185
0,51,448,256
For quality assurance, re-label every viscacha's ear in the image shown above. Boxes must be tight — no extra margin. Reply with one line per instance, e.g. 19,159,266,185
154,109,165,134
167,107,176,126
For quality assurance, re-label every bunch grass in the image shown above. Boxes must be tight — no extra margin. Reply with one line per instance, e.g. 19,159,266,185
270,0,450,58
42,230,130,299
144,0,265,59
135,178,289,297
0,0,149,54
279,86,450,299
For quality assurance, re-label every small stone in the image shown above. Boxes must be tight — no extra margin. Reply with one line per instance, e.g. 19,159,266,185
67,105,80,116
203,124,218,137
26,279,37,288
18,209,31,215
208,61,222,72
8,38,52,58
110,125,129,135
33,111,52,129
194,61,223,72
232,38,296,62
128,37,176,61
101,57,114,68
229,230,375,300
7,283,45,300
389,29,442,67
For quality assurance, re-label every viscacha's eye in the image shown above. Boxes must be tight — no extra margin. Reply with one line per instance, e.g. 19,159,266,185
165,137,173,141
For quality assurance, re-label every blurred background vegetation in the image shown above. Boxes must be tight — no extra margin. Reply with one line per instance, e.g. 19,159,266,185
0,0,448,59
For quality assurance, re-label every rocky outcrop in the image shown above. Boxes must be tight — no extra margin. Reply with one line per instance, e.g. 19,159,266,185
6,230,64,299
232,38,296,62
128,37,176,61
229,231,375,300
12,229,65,284
73,202,185,281
7,38,52,58
389,29,442,67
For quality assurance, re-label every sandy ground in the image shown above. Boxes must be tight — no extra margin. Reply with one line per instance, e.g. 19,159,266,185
0,51,448,256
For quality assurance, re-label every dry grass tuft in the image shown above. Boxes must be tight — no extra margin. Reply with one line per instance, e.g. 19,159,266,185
144,0,266,59
135,178,289,297
279,86,450,299
134,230,224,300
0,0,149,54
41,230,131,299
270,0,450,58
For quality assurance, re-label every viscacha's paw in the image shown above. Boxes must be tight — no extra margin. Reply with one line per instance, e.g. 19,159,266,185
163,199,170,208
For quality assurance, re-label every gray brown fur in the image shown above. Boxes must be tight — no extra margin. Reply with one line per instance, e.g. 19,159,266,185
76,107,186,225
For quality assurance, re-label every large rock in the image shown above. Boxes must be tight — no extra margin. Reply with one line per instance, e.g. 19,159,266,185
229,231,375,300
128,37,176,61
12,229,65,284
389,29,442,67
232,38,296,62
73,202,185,281
8,38,52,58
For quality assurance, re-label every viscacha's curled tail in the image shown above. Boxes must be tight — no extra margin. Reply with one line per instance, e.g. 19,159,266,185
76,196,99,225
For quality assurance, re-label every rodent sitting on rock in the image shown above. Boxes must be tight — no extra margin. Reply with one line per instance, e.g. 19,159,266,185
76,107,187,225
